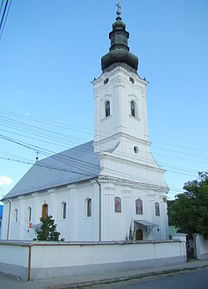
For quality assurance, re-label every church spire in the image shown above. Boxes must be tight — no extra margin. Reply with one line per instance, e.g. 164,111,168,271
101,3,138,72
116,1,121,19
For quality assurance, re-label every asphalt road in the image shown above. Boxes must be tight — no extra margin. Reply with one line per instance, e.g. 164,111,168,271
84,268,208,289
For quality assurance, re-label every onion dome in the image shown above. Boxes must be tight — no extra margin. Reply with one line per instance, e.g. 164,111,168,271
101,3,138,72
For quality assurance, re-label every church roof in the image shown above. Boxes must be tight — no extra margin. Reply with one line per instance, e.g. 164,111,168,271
2,141,100,200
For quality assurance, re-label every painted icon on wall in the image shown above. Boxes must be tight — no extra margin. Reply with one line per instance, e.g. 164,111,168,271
115,197,121,213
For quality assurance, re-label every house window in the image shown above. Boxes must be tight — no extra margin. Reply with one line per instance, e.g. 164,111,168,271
28,207,32,222
135,199,143,215
42,203,48,219
131,100,136,117
114,197,121,213
155,202,160,216
105,100,110,117
14,209,18,223
86,198,92,217
62,202,66,219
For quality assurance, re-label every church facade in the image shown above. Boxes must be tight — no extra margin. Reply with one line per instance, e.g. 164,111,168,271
1,9,169,242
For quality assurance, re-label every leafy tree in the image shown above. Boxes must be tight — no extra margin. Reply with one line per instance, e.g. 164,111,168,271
37,215,60,241
168,172,208,239
125,221,135,242
167,199,178,227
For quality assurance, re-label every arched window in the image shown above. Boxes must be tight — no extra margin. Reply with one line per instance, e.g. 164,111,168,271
28,207,32,222
114,197,121,213
105,100,110,117
14,209,18,223
62,202,66,219
135,199,143,215
86,198,92,217
155,202,160,216
131,100,136,117
42,203,48,219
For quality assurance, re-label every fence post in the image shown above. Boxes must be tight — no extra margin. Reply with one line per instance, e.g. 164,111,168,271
28,245,31,281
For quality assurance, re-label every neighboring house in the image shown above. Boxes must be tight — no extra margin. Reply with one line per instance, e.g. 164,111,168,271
1,9,169,242
0,205,3,238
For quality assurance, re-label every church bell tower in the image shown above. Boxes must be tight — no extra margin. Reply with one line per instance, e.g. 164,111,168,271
93,5,151,164
93,4,169,241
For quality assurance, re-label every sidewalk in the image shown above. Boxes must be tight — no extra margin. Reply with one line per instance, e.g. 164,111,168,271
1,259,208,289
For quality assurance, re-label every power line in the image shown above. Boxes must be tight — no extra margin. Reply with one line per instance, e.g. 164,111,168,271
1,108,208,154
0,0,5,15
0,155,184,197
0,123,203,179
0,0,8,31
0,110,205,193
0,126,199,185
0,116,203,181
0,0,12,39
0,131,200,181
0,134,100,177
0,111,207,166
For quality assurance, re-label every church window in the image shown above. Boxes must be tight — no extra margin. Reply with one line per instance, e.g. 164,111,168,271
131,100,136,117
42,203,48,219
86,198,92,217
14,209,18,223
155,202,160,216
129,77,134,84
114,197,121,213
134,146,139,154
135,199,143,215
105,100,110,117
62,202,66,219
104,78,109,85
28,207,32,222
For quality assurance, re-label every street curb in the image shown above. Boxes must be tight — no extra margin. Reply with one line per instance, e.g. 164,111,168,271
46,263,208,289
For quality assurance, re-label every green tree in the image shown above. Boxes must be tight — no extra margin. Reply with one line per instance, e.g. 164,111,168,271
37,215,60,241
125,221,135,242
168,172,208,239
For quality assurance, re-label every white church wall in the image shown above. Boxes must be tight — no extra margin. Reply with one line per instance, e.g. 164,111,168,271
1,180,100,241
0,240,187,281
1,178,168,242
101,180,168,242
73,181,99,241
55,187,72,241
101,153,167,189
10,198,21,240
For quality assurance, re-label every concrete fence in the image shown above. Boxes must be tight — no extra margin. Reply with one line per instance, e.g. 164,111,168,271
194,234,208,260
0,240,187,281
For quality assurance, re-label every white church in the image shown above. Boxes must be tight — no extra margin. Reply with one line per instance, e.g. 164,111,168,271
1,7,169,242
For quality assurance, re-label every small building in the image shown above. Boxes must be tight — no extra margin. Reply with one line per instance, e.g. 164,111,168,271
1,8,169,242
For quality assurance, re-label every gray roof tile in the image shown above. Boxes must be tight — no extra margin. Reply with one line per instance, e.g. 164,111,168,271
3,141,100,200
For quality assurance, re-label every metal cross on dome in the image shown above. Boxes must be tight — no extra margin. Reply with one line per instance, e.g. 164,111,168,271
116,1,121,16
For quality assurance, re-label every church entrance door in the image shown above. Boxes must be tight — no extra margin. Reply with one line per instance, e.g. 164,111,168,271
136,229,143,240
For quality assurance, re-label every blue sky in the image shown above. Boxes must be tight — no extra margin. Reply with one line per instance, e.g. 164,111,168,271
0,0,208,203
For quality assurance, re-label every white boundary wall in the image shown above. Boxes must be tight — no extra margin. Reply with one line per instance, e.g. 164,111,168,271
0,240,186,281
194,234,208,260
